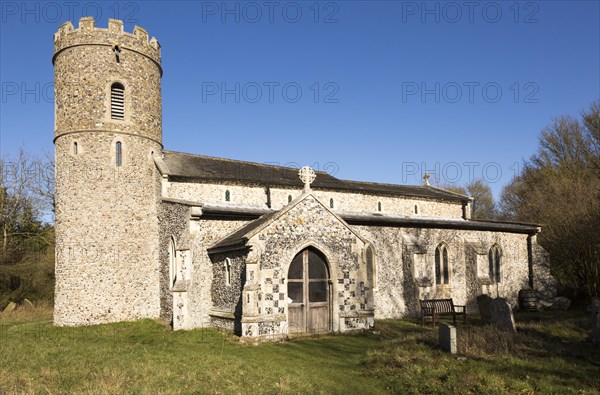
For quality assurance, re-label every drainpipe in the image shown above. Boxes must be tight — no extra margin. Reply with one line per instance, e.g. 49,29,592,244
527,234,534,289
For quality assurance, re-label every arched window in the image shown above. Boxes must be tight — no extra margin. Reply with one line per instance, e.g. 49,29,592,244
366,245,375,288
225,190,230,202
288,195,292,203
329,198,334,209
73,142,78,155
377,201,382,212
489,245,501,283
168,237,177,287
435,243,450,285
115,141,122,166
224,258,232,286
110,82,125,120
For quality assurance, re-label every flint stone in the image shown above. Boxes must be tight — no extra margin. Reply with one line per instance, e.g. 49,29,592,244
490,298,516,332
476,294,492,321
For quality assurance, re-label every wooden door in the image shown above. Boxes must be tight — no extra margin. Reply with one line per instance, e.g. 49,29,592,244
287,248,330,334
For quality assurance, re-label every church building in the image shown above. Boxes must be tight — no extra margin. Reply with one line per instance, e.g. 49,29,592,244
52,18,551,339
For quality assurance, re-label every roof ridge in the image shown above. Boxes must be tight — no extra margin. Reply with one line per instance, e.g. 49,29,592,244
163,150,336,176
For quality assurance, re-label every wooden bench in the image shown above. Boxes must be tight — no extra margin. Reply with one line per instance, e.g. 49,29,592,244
420,298,466,326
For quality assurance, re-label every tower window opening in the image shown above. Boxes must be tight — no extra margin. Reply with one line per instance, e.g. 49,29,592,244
113,45,121,63
73,142,78,155
225,190,231,202
288,195,292,203
330,198,334,209
116,141,122,167
111,82,125,120
414,205,419,214
377,201,382,212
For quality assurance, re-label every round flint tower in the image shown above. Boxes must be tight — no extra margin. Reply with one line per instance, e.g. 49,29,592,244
53,17,163,325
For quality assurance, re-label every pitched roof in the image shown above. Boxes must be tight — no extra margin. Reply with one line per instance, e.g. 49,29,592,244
160,150,470,202
209,193,369,252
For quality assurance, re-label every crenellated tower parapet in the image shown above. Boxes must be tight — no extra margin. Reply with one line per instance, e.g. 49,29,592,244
53,17,161,67
52,16,162,144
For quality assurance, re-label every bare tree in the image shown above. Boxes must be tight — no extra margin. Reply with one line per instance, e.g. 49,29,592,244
465,179,496,220
499,101,600,297
0,148,53,263
438,180,496,220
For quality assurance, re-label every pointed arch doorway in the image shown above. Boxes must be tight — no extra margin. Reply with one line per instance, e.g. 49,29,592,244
287,247,331,334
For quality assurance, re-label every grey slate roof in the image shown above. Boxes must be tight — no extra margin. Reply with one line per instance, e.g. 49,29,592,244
161,150,470,202
210,210,279,250
208,209,541,251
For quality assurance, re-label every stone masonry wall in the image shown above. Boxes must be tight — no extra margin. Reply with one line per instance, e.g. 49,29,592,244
53,18,163,326
239,195,374,338
354,226,531,319
209,251,247,334
158,201,190,321
54,133,162,325
186,218,252,328
165,180,464,219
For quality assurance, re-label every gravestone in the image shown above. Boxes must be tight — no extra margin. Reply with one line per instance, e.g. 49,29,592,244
3,302,16,314
552,297,571,310
591,298,600,345
439,322,457,354
490,298,516,332
476,294,492,321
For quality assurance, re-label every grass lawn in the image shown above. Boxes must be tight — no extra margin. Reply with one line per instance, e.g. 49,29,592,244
1,308,599,394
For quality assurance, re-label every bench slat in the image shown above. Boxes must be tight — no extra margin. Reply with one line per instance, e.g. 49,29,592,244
419,298,466,326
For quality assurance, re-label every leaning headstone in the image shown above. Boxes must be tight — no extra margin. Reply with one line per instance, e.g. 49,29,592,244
22,299,34,309
476,294,492,321
439,322,457,354
3,302,16,314
551,296,571,311
490,298,516,332
591,298,600,345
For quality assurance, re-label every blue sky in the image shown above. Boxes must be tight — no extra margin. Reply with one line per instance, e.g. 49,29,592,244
1,0,599,198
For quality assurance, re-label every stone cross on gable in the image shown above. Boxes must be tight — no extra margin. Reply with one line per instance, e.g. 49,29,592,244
299,166,316,192
423,172,431,186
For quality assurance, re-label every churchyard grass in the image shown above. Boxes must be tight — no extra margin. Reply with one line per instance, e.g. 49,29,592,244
1,307,598,394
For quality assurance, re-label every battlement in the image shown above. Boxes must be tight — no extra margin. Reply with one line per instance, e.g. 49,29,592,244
53,17,161,66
